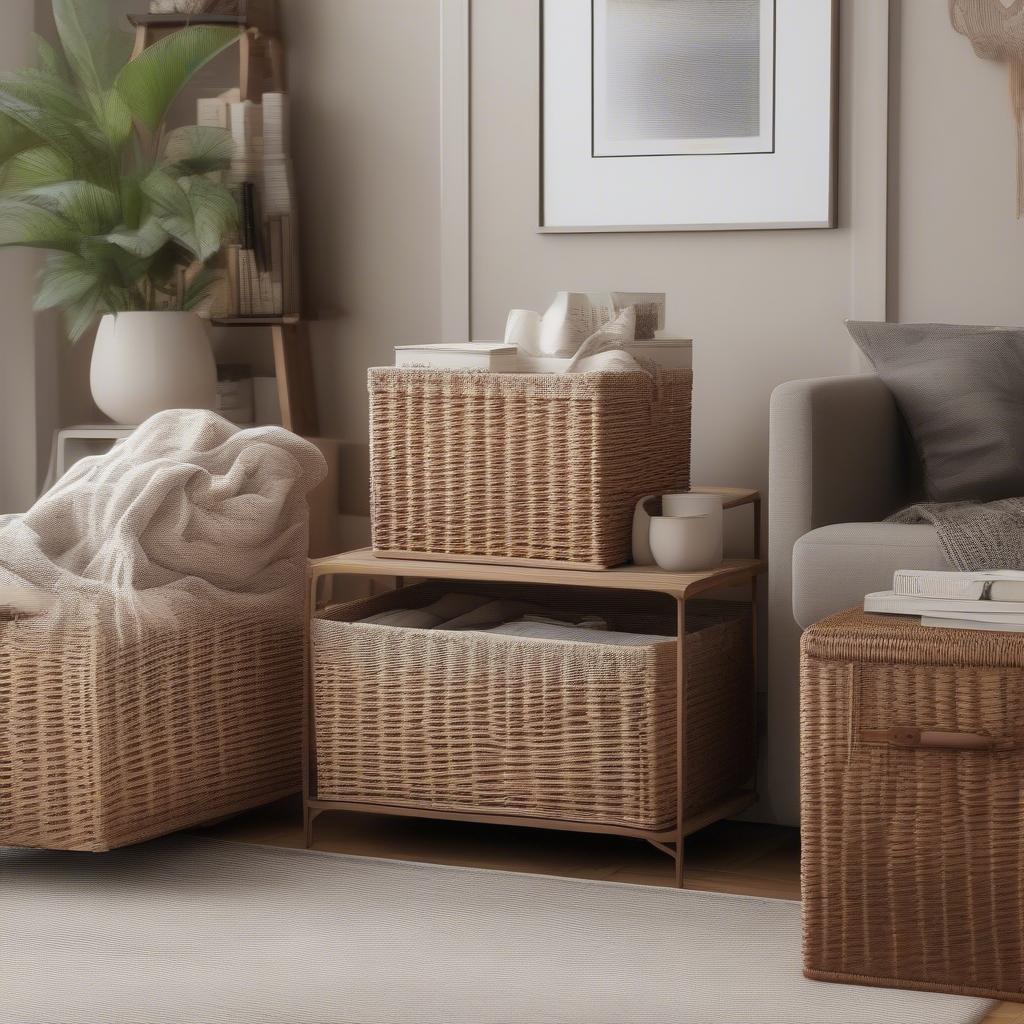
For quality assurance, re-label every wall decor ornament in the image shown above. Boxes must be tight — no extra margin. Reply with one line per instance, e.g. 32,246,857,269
541,0,837,231
950,0,1024,216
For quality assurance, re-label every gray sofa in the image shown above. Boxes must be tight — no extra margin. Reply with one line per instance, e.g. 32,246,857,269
770,373,950,629
762,373,949,826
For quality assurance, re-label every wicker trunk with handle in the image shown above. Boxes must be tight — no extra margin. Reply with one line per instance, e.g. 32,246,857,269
801,609,1024,1002
368,367,692,569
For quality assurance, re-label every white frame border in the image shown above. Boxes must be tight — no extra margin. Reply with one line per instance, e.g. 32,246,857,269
540,0,838,233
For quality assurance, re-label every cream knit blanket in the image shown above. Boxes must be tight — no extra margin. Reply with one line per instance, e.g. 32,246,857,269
0,409,326,637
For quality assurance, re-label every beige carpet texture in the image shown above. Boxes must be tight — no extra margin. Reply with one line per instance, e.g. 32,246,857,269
0,837,994,1024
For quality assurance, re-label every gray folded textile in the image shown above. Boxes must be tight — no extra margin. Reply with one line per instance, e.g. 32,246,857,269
888,498,1024,571
488,619,671,646
358,593,488,628
439,600,545,631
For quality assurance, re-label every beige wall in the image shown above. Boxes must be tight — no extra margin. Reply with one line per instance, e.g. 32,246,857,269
895,0,1024,324
0,1,45,514
282,0,442,546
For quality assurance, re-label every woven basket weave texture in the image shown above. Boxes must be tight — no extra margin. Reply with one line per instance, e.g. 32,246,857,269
312,583,752,831
0,610,303,852
368,368,692,568
801,608,1024,1002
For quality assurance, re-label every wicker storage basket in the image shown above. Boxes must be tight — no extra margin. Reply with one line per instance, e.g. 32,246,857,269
801,609,1024,1002
312,583,752,830
368,367,692,569
0,608,303,852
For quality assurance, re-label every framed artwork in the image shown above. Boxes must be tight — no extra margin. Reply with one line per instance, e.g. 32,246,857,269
541,0,837,231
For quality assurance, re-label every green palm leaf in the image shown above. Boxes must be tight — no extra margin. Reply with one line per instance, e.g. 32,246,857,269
142,169,237,261
21,180,120,235
0,198,78,250
34,34,68,81
34,251,100,310
105,216,169,258
114,27,241,133
0,112,38,163
53,0,131,96
0,69,88,124
62,284,105,341
0,89,104,173
52,0,133,148
0,146,73,193
162,125,235,175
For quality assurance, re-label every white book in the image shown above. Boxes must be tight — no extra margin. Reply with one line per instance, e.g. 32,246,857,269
395,342,519,372
922,616,1024,633
865,590,1024,620
261,93,289,157
197,96,228,130
893,568,1024,603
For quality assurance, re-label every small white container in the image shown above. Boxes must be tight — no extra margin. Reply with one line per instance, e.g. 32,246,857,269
634,492,724,571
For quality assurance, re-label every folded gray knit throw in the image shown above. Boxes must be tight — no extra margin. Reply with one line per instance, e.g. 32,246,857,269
888,498,1024,571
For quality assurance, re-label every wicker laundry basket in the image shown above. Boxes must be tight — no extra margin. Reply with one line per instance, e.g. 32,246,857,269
801,609,1024,1002
368,367,692,569
311,583,752,831
0,607,303,852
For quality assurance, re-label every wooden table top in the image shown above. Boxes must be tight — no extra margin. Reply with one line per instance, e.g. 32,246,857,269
310,548,765,599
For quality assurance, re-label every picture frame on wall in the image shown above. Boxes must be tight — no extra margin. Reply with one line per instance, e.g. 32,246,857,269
540,0,838,232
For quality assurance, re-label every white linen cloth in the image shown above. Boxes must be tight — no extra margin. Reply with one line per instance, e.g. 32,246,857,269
0,409,326,638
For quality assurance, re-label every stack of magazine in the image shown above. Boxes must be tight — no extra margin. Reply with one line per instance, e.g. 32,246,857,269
865,570,1024,631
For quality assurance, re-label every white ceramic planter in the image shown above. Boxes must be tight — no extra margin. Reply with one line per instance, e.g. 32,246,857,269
90,311,218,425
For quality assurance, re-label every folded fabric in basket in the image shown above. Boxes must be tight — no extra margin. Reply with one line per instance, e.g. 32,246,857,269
522,613,608,630
358,593,489,628
488,618,671,646
439,599,546,631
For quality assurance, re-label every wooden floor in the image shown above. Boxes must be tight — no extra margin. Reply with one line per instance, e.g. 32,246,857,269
206,797,1020,1022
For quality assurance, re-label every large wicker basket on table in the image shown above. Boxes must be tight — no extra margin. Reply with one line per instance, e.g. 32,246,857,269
311,583,752,830
368,367,692,569
801,608,1024,1002
0,607,303,852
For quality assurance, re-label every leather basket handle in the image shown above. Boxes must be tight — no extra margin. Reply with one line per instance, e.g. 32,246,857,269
861,727,1015,751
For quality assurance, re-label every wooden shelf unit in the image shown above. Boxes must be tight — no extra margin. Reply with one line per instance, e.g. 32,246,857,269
130,12,318,438
305,490,765,889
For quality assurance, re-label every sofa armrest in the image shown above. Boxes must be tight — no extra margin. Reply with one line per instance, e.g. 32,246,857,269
769,374,912,544
764,373,914,825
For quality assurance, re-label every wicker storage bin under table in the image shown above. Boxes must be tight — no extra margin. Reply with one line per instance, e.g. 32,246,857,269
801,608,1024,1002
0,608,303,852
368,367,692,569
311,583,752,832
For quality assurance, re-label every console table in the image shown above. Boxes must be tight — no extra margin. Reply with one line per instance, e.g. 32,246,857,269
306,490,765,888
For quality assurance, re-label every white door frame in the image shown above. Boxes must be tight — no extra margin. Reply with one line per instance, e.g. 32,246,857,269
440,0,471,341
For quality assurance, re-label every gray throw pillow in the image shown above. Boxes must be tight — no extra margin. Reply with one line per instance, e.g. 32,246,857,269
846,321,1024,502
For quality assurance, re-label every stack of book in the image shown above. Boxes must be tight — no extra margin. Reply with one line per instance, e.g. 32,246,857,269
865,569,1024,631
194,90,299,319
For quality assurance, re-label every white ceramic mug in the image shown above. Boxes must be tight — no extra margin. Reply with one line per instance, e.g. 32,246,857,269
633,492,724,570
649,513,722,572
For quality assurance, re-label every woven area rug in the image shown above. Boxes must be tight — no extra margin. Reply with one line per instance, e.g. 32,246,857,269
1,837,994,1024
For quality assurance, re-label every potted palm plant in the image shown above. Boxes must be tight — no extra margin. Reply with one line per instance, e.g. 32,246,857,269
0,0,243,423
